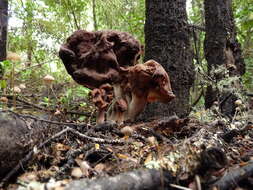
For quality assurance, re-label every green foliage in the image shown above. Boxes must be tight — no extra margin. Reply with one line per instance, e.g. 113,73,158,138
5,0,145,112
5,0,253,114
233,0,253,91
95,0,145,43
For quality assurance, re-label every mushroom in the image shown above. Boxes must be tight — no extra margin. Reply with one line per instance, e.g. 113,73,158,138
59,30,175,124
13,86,21,93
120,126,134,139
234,99,242,106
7,51,21,62
59,30,141,89
107,98,128,124
19,84,26,89
116,60,175,121
90,84,114,124
43,75,55,85
0,97,8,103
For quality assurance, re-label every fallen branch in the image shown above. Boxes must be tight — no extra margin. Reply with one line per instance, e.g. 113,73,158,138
0,124,123,188
220,123,253,143
5,95,91,117
65,169,174,190
209,161,253,190
1,110,88,127
68,127,124,145
56,144,94,179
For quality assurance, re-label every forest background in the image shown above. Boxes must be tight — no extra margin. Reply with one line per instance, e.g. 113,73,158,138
1,0,253,121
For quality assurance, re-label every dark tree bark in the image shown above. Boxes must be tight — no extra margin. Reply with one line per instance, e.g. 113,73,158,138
0,0,8,62
204,0,245,111
140,0,195,119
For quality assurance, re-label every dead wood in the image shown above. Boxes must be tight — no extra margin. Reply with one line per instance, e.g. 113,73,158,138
220,123,253,143
68,127,124,145
0,111,29,180
65,169,174,190
55,143,95,179
209,161,253,190
0,127,71,188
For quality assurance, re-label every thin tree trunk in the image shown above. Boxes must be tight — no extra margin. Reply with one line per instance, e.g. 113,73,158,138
204,0,245,114
0,0,8,62
140,0,195,119
92,0,98,31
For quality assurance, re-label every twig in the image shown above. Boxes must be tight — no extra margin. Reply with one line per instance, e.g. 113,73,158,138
68,127,124,145
0,124,124,187
56,143,94,178
15,59,56,75
0,110,88,127
195,175,202,190
5,95,91,117
191,88,204,107
170,184,192,190
66,0,80,30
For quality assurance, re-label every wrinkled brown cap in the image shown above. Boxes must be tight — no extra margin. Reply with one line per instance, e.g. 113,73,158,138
59,30,141,89
121,59,175,103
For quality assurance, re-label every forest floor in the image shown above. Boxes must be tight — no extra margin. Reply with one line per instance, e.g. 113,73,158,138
1,105,253,190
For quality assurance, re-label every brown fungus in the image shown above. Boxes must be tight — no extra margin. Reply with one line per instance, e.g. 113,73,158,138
59,30,175,124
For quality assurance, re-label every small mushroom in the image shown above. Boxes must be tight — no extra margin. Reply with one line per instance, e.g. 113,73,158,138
43,75,55,85
0,97,8,103
146,136,158,146
107,98,128,124
13,86,21,93
120,126,134,137
90,84,114,124
235,107,241,111
54,109,61,116
235,99,242,106
19,84,26,89
7,51,21,62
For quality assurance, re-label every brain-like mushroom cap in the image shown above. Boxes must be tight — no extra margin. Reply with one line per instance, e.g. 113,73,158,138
59,30,141,89
122,60,175,103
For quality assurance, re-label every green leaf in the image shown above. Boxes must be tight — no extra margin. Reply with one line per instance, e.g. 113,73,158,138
1,60,11,68
0,80,7,89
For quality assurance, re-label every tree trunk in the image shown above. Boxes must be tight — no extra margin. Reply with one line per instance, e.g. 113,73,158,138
204,0,245,114
92,0,98,31
0,0,8,62
140,0,195,120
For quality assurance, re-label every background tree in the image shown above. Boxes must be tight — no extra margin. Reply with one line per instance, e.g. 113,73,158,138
204,0,245,115
141,0,195,119
2,0,252,120
0,0,8,62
